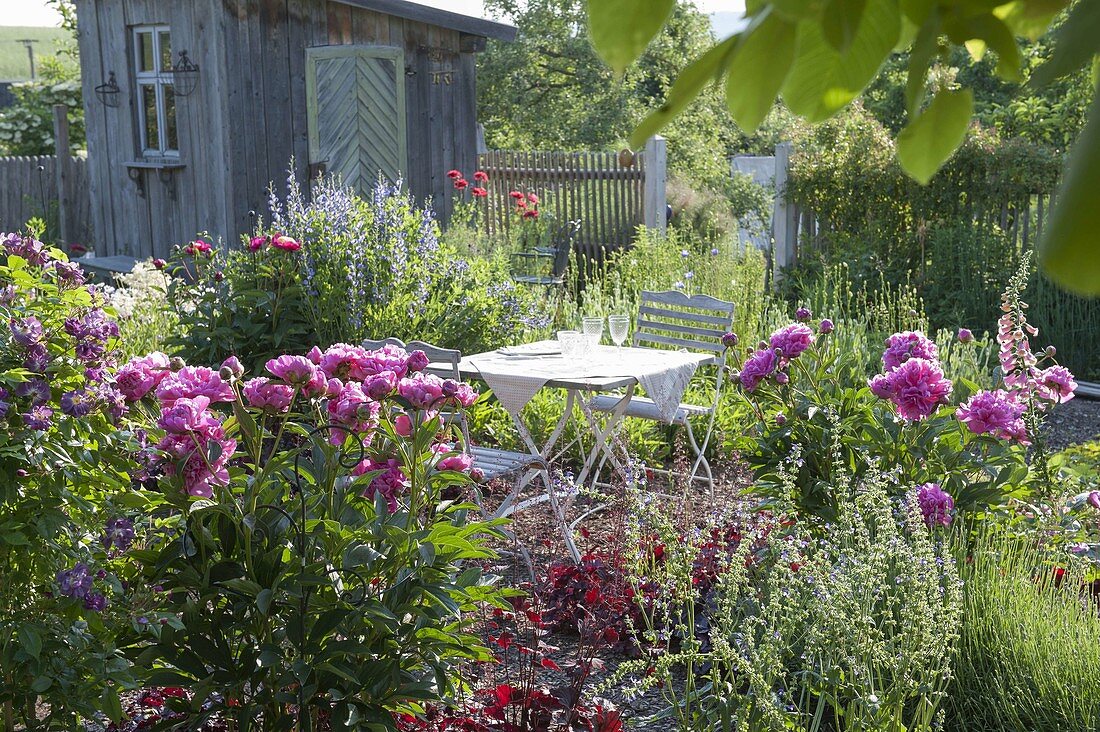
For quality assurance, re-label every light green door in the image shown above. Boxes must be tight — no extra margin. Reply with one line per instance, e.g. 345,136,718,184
305,46,407,193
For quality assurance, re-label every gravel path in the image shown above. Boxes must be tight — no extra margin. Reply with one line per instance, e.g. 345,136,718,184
1043,395,1100,452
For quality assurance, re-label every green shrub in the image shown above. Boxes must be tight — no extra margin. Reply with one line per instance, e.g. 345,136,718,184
612,465,962,732
0,232,141,728
0,59,84,156
946,525,1100,731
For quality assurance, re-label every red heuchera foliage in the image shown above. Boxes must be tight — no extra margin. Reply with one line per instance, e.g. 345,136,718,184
394,689,622,732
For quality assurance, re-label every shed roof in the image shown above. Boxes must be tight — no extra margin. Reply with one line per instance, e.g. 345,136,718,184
332,0,517,41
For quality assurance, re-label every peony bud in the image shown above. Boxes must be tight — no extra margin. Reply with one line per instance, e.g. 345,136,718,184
470,467,485,482
169,356,186,371
1089,492,1100,510
221,355,244,378
957,328,974,344
727,369,741,385
819,319,834,335
795,307,812,322
775,371,790,385
775,412,787,425
720,332,739,348
153,258,167,270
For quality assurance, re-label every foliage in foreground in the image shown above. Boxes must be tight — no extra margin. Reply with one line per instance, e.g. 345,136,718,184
585,0,1100,294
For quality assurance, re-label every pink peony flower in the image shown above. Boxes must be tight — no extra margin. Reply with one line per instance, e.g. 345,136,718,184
265,355,317,385
882,331,938,370
365,371,398,401
394,413,413,437
769,323,815,359
956,389,1028,443
353,457,409,512
1034,365,1076,404
1088,492,1100,510
156,367,235,406
435,443,473,473
868,373,894,399
916,483,954,527
220,355,244,378
327,382,379,445
158,395,214,434
739,348,777,392
885,357,952,421
248,236,267,252
407,350,430,373
243,377,295,413
398,373,445,409
116,352,171,401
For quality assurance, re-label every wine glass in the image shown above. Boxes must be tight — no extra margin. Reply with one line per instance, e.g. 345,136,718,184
582,317,604,350
609,315,629,350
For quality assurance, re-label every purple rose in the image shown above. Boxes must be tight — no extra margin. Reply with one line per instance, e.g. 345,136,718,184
16,378,51,406
9,316,44,346
57,563,93,599
102,517,135,552
22,405,53,430
23,344,49,372
83,592,107,612
60,389,96,418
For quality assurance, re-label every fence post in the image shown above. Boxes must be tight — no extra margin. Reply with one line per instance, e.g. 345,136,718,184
771,141,796,288
52,104,71,245
643,135,667,236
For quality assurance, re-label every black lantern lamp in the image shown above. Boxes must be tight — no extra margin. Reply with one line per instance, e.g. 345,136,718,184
94,71,120,107
170,50,200,97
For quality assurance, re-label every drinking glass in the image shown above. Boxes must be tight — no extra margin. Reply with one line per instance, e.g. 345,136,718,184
609,315,630,350
557,330,581,358
582,317,604,349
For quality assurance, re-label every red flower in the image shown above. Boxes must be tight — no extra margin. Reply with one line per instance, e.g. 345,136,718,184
527,192,539,204
471,186,488,197
453,178,469,190
522,209,539,220
271,234,301,251
508,190,525,200
446,169,463,179
473,170,489,182
248,235,266,252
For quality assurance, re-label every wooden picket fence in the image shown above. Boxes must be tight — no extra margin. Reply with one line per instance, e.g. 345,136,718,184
0,107,93,246
477,138,666,261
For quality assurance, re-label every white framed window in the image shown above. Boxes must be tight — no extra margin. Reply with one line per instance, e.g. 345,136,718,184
132,25,179,158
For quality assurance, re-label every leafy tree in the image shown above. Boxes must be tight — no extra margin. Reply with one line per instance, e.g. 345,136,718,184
0,59,84,156
478,0,748,189
585,0,1100,295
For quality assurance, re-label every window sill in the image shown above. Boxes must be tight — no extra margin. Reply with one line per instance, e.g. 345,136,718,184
124,159,185,171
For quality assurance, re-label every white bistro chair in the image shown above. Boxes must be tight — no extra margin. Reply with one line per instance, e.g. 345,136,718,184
586,290,735,491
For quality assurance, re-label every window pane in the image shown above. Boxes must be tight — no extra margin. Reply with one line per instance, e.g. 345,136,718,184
142,84,159,151
164,84,178,152
137,31,155,73
159,31,172,72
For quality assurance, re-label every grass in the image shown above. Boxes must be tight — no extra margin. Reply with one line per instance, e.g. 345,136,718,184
0,26,73,82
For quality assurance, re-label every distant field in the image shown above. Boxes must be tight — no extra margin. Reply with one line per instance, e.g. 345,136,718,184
0,26,73,82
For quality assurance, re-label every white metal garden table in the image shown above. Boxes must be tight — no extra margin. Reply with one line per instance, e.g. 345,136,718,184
441,340,712,560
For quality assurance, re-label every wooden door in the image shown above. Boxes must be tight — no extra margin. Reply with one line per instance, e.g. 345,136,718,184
305,46,407,194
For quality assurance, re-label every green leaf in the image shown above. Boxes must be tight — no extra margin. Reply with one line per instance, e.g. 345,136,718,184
1029,0,1100,88
629,35,739,147
18,625,42,659
896,89,974,184
724,12,797,132
823,0,867,51
782,0,899,120
946,13,1023,81
904,18,940,115
100,686,124,723
31,676,52,692
1038,91,1100,295
587,0,675,77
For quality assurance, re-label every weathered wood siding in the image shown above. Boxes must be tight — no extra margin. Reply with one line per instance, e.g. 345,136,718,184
76,0,481,258
75,0,232,258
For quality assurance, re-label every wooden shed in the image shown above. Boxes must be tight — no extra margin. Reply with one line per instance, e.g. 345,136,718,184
73,0,515,259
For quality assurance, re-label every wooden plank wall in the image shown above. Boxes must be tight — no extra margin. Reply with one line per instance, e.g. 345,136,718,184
477,149,647,260
223,0,478,234
75,0,232,258
0,155,92,244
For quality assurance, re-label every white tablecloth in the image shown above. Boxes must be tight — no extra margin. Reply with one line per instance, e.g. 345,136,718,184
467,342,709,422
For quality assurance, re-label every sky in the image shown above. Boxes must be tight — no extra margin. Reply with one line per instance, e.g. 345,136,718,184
2,0,746,27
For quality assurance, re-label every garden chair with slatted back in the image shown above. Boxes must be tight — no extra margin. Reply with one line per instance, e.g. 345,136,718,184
510,220,580,287
360,338,547,516
586,290,735,491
